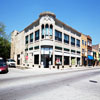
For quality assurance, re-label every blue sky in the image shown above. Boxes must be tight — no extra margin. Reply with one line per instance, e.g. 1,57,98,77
0,0,100,44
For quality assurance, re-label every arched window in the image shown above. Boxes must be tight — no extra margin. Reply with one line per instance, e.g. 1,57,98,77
42,24,44,39
45,24,48,36
50,25,53,36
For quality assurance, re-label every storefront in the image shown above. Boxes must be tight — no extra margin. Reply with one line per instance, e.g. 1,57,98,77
88,55,93,66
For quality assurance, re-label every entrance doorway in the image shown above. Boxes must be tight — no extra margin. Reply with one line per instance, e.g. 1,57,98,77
41,54,52,68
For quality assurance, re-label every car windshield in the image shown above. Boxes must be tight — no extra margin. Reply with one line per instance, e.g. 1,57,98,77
8,59,15,62
0,61,6,67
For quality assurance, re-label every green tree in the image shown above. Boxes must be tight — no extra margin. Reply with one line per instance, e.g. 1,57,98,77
0,22,11,60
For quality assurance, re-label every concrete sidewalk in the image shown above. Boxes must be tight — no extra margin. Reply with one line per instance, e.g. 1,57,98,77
0,66,100,80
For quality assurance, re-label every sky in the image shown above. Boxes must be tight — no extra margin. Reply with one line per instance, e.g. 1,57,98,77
0,0,100,44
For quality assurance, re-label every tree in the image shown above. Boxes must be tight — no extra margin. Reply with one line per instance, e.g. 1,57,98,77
0,22,11,60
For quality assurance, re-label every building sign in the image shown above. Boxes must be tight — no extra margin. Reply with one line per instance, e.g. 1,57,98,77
26,56,28,60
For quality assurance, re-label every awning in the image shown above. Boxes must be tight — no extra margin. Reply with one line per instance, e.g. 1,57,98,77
88,55,94,60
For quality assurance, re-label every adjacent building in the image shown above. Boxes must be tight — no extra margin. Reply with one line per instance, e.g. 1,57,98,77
87,35,93,66
11,12,81,69
92,44,100,66
81,34,87,66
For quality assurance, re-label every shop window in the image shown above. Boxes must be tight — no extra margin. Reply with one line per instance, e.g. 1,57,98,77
34,55,39,64
55,55,62,65
64,56,69,65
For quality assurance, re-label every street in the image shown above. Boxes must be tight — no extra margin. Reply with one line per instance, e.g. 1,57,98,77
0,67,100,100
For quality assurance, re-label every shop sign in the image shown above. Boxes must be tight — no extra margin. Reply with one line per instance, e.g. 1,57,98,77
26,56,28,60
56,59,61,64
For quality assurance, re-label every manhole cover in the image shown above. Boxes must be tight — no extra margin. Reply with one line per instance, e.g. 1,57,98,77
89,80,98,83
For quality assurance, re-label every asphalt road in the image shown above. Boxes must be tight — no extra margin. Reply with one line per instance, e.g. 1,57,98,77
0,68,100,100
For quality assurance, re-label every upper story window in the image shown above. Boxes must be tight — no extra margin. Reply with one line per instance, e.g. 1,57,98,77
82,49,84,54
42,25,44,39
71,50,75,54
45,24,49,36
55,46,62,50
82,40,84,45
71,37,75,46
64,34,69,44
55,30,62,42
85,41,87,46
76,39,80,47
25,35,28,44
50,25,53,36
87,40,92,47
99,48,100,52
30,33,33,42
41,24,53,39
35,30,39,41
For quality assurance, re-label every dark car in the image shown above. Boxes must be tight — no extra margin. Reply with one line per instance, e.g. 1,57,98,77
0,59,8,73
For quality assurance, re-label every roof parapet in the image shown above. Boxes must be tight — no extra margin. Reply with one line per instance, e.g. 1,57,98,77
39,12,56,18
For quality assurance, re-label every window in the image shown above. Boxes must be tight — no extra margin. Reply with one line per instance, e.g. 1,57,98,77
34,46,39,50
29,47,33,50
71,37,75,46
64,56,69,65
55,55,62,65
25,48,28,51
55,30,62,42
64,48,69,52
64,34,69,44
77,51,80,54
76,39,80,47
85,41,86,46
30,33,33,42
50,25,53,36
45,24,49,36
71,50,75,53
82,49,84,54
82,40,84,45
25,35,28,44
55,46,62,50
35,30,39,41
42,25,44,39
34,55,39,64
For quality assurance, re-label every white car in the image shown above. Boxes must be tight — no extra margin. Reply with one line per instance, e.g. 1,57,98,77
6,59,16,67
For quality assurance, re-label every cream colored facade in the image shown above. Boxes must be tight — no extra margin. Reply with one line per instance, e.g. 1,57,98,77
11,12,81,69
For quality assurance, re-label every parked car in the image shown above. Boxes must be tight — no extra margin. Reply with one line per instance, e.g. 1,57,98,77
0,59,8,73
6,59,16,67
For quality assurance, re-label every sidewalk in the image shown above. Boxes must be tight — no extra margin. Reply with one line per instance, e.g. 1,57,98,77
0,66,100,80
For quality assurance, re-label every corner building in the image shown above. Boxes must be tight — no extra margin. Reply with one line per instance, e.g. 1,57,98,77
11,12,81,69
